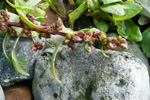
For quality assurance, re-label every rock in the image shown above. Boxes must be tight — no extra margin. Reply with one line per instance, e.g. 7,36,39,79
4,85,32,100
32,43,150,100
0,85,5,100
44,35,65,49
0,37,44,87
107,33,150,75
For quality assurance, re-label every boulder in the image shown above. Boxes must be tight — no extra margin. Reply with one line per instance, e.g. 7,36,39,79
32,43,150,100
0,37,44,87
0,85,5,100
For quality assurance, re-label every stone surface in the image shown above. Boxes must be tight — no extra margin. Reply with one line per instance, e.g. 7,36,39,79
0,85,5,100
32,43,150,100
0,37,44,87
4,85,32,100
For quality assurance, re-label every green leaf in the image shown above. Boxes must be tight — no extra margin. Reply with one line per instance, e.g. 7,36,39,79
46,0,66,17
89,10,114,22
51,43,62,84
76,0,86,5
29,7,46,17
35,16,44,22
38,2,49,10
93,19,109,33
141,27,150,58
69,1,87,28
11,33,29,76
17,54,28,67
138,16,150,25
135,0,150,14
24,0,41,8
5,0,32,11
87,0,99,10
100,3,125,15
116,19,142,42
113,1,142,20
139,8,150,18
101,0,122,4
3,33,12,62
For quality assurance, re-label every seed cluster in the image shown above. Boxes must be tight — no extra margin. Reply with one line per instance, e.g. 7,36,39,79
63,29,128,51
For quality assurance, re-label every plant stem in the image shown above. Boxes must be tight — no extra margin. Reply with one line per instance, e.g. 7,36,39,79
1,21,25,28
33,28,66,36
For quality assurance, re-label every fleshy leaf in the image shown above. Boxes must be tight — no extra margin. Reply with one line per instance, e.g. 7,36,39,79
51,43,62,84
76,0,85,5
89,10,114,22
5,0,32,11
16,54,28,67
100,3,125,16
113,1,142,20
35,16,44,22
135,0,150,14
46,0,66,17
29,7,46,17
11,34,29,76
101,0,122,4
138,16,150,25
69,1,87,28
116,19,142,42
94,19,109,33
87,0,99,10
141,27,150,58
38,2,49,10
3,33,12,62
139,8,150,18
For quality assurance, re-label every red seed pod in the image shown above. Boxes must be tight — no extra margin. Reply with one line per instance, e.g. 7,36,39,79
34,41,44,50
72,36,82,43
63,39,70,45
118,36,122,41
88,40,93,47
31,46,37,52
1,10,7,16
86,31,93,37
119,43,128,49
83,35,91,42
0,26,7,31
107,37,113,42
107,42,114,49
112,37,117,41
68,42,76,50
65,33,71,39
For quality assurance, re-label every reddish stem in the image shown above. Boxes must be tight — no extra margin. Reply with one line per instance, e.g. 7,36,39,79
0,21,67,37
2,21,25,28
33,28,66,36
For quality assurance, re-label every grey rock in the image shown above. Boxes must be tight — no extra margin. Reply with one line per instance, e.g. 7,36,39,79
0,37,44,87
0,85,5,100
32,43,150,100
44,35,65,49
